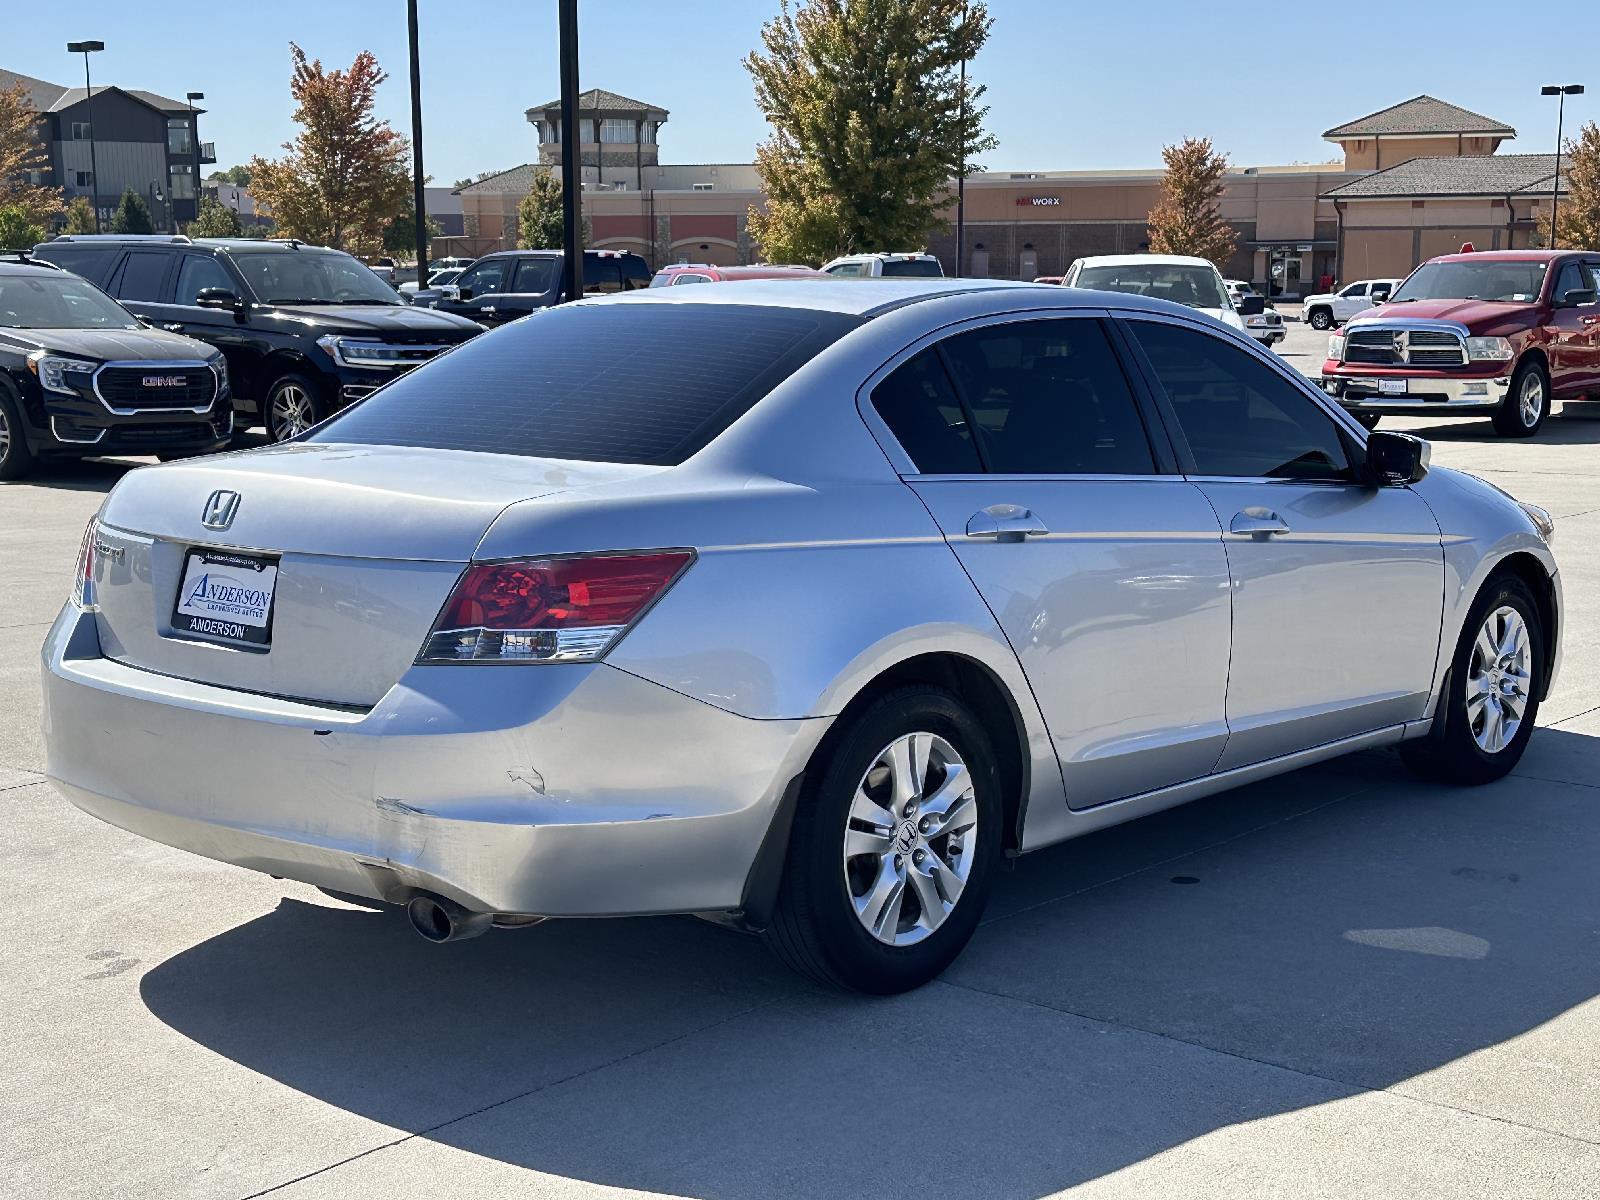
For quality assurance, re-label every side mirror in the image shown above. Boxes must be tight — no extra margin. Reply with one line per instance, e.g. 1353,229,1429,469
455,286,473,301
1238,295,1265,316
1371,292,1390,305
1559,287,1596,308
195,287,243,312
1366,430,1430,486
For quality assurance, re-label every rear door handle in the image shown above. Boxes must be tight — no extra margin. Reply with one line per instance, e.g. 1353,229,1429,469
966,504,1049,542
1229,509,1291,537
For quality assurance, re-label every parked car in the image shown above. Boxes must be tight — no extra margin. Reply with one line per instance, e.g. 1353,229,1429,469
432,248,651,326
1301,278,1400,331
1321,250,1600,436
44,278,1561,993
399,266,464,303
366,257,398,287
0,256,231,479
1031,275,1064,285
1063,253,1264,336
649,263,825,286
822,252,944,278
427,256,473,273
32,235,483,442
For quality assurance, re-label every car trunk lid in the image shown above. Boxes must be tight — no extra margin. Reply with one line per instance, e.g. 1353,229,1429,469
90,445,660,706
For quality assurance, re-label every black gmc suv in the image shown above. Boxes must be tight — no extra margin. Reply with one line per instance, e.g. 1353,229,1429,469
432,249,651,326
32,235,483,441
0,256,231,480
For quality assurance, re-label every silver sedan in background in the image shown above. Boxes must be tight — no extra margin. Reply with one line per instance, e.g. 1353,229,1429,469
42,280,1561,993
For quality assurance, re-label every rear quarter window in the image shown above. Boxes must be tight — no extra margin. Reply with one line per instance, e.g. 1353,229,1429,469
308,302,861,465
32,247,122,287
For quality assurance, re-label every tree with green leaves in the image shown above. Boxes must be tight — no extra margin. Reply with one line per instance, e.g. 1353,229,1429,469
0,82,62,229
188,197,243,238
0,205,44,250
215,164,253,187
1146,137,1237,268
518,167,565,249
382,188,442,257
745,0,995,264
248,44,411,253
110,188,155,235
63,196,95,234
1537,121,1600,251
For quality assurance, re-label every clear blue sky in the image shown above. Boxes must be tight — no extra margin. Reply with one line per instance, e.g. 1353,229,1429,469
14,0,1595,184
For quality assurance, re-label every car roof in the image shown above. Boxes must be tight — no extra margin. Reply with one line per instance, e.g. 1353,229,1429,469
585,276,1192,318
662,264,825,279
1425,250,1573,265
0,259,66,277
1075,254,1218,269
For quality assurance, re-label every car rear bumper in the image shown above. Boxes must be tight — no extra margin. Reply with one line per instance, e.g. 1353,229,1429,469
1319,370,1513,414
42,605,827,918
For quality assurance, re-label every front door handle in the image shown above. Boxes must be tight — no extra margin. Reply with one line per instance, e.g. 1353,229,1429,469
161,322,184,332
1229,508,1291,537
966,504,1049,543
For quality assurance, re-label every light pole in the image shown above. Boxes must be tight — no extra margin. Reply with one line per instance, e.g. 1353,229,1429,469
406,0,429,289
1540,84,1584,247
66,40,105,233
149,182,164,233
955,0,967,277
558,0,583,303
186,92,204,229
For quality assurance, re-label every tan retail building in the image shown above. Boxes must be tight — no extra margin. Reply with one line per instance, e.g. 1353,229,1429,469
453,91,1567,298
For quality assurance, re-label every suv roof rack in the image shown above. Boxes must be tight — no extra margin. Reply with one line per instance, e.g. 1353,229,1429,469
51,233,192,243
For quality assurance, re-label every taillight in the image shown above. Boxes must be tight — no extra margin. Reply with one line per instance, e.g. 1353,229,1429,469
73,517,99,612
418,550,694,664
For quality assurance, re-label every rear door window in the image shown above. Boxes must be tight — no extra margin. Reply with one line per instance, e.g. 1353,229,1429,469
870,349,983,474
114,251,173,302
308,303,862,465
585,257,624,294
510,257,557,294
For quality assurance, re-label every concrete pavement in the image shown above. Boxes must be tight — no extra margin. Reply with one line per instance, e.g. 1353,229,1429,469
2,406,1598,1198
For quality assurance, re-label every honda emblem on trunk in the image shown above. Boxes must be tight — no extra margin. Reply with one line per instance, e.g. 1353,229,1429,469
201,490,241,531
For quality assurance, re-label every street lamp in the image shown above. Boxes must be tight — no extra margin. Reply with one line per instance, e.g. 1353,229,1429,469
148,182,164,234
66,40,105,233
186,92,204,230
1540,84,1584,246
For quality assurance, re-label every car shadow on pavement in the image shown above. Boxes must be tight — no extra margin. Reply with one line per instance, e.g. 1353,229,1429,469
137,735,1600,1197
13,456,145,494
1403,414,1600,445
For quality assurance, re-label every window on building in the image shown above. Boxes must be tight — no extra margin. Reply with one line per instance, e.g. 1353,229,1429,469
167,118,193,156
642,122,658,146
598,118,636,144
692,182,714,192
74,171,92,188
169,163,195,200
71,122,91,140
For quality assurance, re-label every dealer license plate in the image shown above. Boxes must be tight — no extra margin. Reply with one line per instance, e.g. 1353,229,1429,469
171,549,279,647
1378,378,1408,396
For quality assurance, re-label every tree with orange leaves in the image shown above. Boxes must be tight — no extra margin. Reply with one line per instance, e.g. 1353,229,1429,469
248,44,410,254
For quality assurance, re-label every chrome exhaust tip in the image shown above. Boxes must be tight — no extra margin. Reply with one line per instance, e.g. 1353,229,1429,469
405,893,493,943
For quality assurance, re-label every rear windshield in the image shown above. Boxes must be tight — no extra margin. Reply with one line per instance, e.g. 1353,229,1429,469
308,302,861,464
881,258,943,278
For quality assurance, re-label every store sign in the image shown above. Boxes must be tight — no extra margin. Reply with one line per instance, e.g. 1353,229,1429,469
1015,196,1061,206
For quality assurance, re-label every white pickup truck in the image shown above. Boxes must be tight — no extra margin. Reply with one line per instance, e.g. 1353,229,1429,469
1301,278,1401,330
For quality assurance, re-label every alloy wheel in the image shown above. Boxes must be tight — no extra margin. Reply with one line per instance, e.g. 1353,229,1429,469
270,385,315,440
1466,605,1532,754
842,732,978,947
1518,373,1544,429
0,403,10,465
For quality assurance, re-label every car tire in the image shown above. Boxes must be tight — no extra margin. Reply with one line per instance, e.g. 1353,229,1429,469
1401,572,1544,786
765,686,1003,994
0,383,36,481
1492,360,1548,438
1308,307,1334,331
264,373,326,443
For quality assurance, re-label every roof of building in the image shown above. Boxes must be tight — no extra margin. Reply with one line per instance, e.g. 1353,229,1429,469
1323,95,1515,139
455,164,543,195
0,69,200,114
526,88,667,116
1322,154,1563,199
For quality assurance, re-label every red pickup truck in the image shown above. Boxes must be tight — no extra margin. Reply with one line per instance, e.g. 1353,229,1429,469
1320,249,1600,436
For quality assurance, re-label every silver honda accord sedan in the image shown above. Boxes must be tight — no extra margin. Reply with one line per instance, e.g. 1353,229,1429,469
43,279,1561,993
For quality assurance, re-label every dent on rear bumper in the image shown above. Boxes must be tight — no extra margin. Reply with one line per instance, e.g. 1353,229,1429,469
41,606,829,917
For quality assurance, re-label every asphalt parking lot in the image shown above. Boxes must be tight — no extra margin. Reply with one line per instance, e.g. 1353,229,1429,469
4,375,1600,1197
